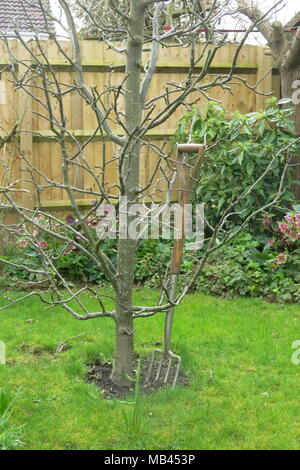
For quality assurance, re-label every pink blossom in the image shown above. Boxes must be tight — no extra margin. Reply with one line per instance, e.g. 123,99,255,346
277,211,300,243
277,221,289,232
66,215,75,225
38,241,48,250
275,253,287,265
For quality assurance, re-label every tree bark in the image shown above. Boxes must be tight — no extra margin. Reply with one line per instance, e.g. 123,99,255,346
110,0,146,386
280,64,300,199
264,22,300,200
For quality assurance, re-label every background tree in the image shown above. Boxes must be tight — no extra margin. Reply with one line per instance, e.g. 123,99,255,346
238,0,300,199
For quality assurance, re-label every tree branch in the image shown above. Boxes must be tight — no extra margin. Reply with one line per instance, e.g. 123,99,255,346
285,11,300,30
237,0,276,43
58,0,125,146
140,2,165,105
285,27,300,69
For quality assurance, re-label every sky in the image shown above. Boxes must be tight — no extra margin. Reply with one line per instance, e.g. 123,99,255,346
51,0,300,43
270,0,299,23
226,0,300,44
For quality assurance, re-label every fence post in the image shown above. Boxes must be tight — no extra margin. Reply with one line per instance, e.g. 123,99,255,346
256,47,275,111
18,42,34,211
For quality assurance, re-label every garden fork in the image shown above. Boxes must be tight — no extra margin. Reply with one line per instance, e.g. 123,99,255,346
146,143,205,388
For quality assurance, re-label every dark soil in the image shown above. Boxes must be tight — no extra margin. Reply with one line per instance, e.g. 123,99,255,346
87,355,190,399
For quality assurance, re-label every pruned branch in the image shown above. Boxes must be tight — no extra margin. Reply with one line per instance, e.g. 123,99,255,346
237,0,276,43
285,27,300,69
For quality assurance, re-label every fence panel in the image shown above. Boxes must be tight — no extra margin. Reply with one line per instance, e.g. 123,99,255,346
0,40,280,216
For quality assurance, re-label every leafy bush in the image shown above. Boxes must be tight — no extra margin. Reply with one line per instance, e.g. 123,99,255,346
0,213,116,288
0,217,169,289
175,99,297,229
194,205,300,302
173,100,299,302
134,240,171,286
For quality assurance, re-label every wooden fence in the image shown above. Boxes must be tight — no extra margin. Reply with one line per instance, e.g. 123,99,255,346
0,40,280,216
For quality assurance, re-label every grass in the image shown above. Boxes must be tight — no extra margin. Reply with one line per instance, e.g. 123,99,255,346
0,387,24,449
0,289,300,450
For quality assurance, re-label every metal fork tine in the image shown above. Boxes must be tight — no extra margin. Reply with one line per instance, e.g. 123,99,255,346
164,357,173,384
155,355,164,382
146,349,182,388
172,356,182,388
145,350,156,383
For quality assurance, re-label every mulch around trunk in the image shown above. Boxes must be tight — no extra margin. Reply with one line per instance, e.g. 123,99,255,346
86,355,190,399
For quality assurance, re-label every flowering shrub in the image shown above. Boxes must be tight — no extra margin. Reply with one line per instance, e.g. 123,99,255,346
264,205,300,272
277,211,300,242
1,206,299,302
1,209,118,287
193,227,300,303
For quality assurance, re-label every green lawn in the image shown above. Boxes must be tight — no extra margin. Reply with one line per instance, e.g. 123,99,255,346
0,289,300,450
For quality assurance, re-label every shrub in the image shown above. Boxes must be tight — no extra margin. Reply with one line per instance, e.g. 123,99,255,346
175,99,298,229
194,206,300,303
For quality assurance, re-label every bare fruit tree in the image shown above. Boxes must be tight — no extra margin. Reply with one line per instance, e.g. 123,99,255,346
0,0,296,387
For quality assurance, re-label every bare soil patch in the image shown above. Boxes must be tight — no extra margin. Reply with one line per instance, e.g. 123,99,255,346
87,355,190,399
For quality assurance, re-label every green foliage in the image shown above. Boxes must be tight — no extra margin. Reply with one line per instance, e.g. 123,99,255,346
175,99,297,228
134,240,170,286
0,214,117,288
0,231,169,289
135,210,300,303
1,216,298,302
195,225,300,303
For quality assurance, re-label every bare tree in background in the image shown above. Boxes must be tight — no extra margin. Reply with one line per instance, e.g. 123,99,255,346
0,0,296,387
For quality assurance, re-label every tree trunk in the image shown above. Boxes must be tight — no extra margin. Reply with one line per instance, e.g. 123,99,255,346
280,64,300,200
110,0,146,386
111,274,135,386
